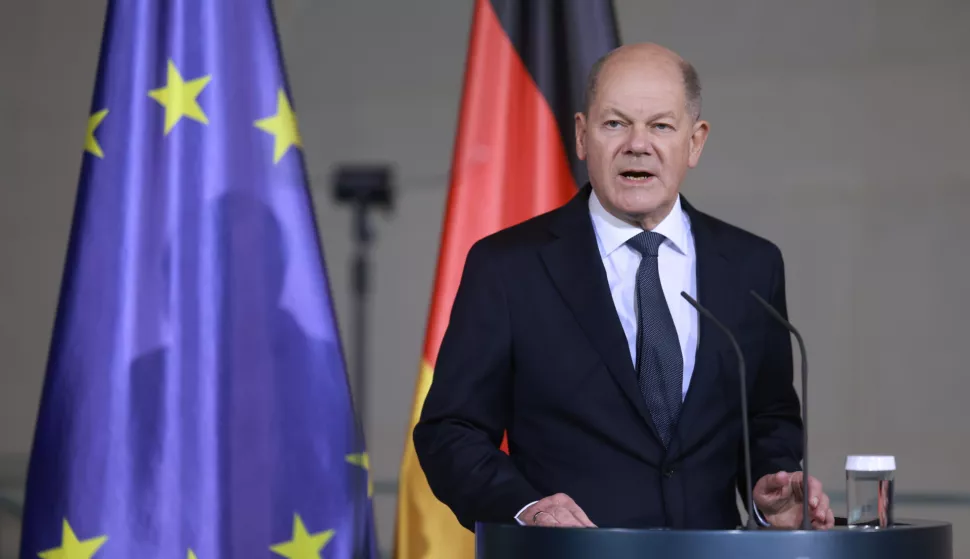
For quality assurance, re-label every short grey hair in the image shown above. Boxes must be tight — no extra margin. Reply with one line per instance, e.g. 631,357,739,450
583,52,702,122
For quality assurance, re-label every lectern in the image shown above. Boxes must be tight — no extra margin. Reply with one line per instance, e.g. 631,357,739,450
475,519,952,559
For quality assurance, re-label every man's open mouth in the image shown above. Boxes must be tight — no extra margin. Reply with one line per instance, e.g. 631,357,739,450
619,170,654,181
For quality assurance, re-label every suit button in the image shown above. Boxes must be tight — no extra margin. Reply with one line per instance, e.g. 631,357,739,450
663,468,675,478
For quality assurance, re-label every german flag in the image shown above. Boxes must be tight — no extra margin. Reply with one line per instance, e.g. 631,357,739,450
393,0,619,557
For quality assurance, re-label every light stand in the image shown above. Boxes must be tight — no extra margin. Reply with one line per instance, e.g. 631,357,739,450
331,164,394,436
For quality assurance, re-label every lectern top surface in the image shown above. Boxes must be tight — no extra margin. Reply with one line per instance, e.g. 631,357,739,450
475,518,953,559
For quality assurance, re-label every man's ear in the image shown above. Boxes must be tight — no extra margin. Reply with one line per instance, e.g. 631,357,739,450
688,119,710,168
575,112,588,160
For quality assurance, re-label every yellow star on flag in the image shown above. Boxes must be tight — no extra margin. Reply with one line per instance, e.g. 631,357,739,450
254,89,302,164
37,518,107,559
148,60,211,135
270,514,334,559
346,452,373,497
187,550,199,559
84,109,109,158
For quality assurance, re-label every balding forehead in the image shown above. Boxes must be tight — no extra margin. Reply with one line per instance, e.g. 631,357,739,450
583,43,702,120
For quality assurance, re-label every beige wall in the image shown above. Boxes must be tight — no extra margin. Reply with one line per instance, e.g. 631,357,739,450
1,0,968,557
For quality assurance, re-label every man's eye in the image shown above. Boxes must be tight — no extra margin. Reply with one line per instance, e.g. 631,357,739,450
655,123,673,131
605,120,622,128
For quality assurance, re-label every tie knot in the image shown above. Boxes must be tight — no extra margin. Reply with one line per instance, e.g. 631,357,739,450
628,230,666,257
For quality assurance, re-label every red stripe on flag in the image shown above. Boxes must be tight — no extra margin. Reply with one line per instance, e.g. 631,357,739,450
395,1,577,556
423,0,576,368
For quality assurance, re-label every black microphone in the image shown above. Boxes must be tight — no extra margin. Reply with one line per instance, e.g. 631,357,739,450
680,291,757,530
750,290,811,530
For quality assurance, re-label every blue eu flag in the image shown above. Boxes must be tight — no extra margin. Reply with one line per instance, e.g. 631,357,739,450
18,1,378,558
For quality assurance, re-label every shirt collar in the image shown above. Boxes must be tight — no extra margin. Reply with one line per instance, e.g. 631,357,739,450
588,190,691,258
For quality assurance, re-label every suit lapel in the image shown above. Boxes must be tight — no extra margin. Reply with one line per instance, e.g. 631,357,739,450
671,198,736,455
538,187,663,443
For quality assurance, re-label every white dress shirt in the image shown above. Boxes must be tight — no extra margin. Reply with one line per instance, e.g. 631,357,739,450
588,191,699,400
515,192,699,525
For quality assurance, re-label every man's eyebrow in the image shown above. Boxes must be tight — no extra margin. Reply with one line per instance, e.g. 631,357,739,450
601,106,633,121
648,110,677,121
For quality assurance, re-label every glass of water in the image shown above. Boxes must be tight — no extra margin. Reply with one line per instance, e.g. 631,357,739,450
845,455,895,528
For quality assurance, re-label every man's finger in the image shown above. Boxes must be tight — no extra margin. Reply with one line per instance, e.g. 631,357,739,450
809,476,825,502
793,473,816,505
565,501,597,527
812,507,835,530
754,472,794,513
813,492,831,523
762,471,792,493
538,494,595,528
551,507,585,527
797,474,824,506
533,510,561,527
548,493,571,507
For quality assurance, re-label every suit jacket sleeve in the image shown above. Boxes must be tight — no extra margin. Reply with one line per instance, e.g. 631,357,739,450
746,244,804,487
412,240,543,530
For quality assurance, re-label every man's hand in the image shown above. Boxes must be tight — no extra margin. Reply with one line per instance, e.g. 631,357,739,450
754,471,834,529
517,493,597,528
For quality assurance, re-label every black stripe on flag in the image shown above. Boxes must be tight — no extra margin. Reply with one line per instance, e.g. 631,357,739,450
490,0,621,187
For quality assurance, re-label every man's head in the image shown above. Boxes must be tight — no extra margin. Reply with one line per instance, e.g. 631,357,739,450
575,43,710,229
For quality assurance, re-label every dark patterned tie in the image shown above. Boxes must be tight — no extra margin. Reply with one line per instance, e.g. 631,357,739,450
628,231,683,448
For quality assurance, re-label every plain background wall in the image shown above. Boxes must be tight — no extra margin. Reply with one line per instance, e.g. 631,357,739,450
1,0,969,556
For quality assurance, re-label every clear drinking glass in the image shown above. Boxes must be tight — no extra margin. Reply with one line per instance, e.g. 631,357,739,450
845,455,895,528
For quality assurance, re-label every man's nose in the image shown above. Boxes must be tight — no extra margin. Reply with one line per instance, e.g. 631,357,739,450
623,124,653,155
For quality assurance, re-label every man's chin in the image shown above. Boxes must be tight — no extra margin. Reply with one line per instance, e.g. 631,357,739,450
613,196,676,225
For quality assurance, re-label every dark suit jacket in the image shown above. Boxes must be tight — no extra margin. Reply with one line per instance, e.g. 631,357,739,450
413,185,803,531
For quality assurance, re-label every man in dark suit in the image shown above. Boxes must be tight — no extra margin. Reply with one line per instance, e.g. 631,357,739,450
412,42,835,531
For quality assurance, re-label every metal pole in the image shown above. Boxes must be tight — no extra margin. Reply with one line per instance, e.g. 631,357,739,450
351,203,371,433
